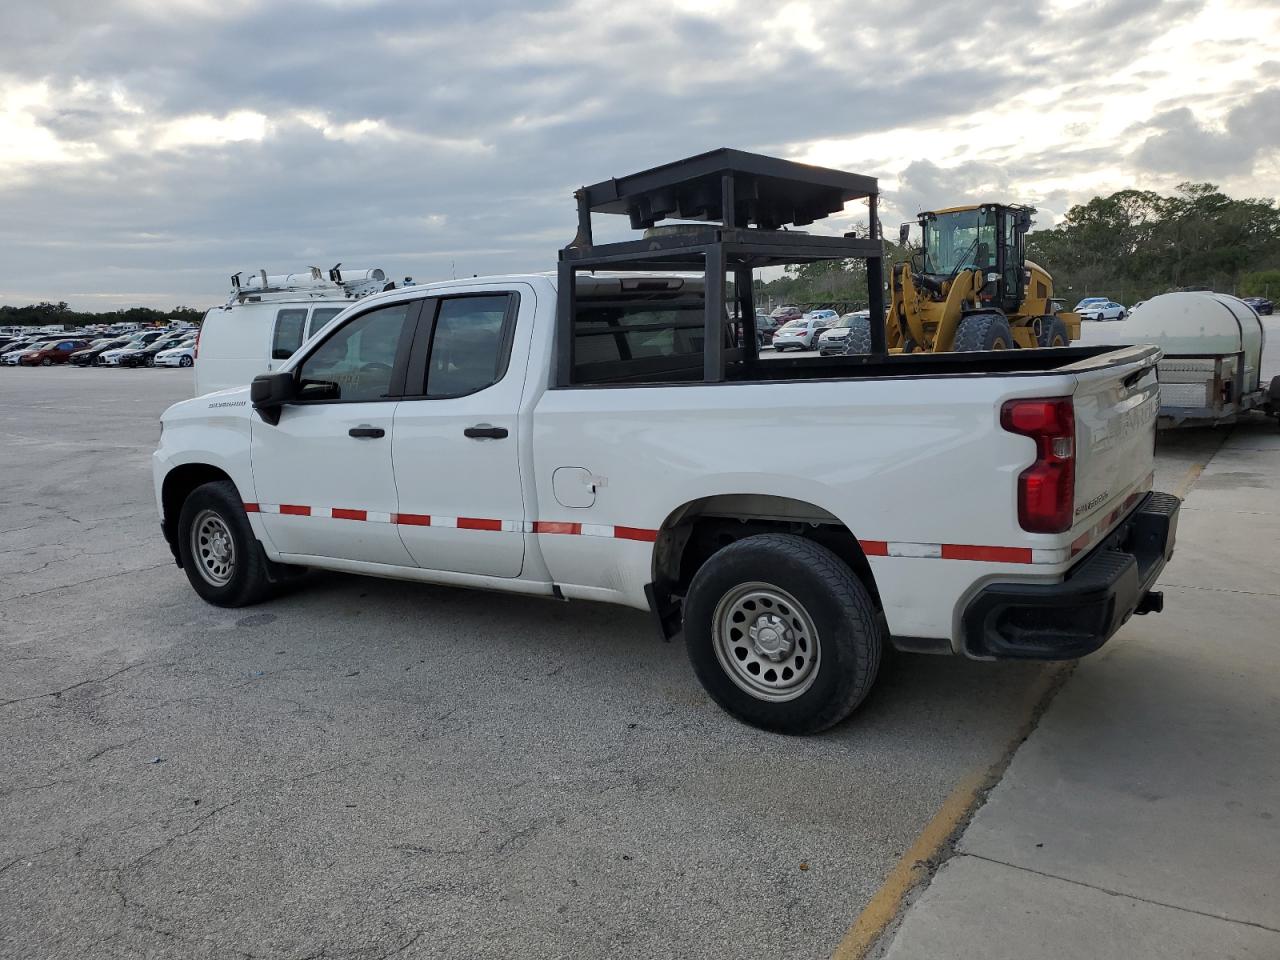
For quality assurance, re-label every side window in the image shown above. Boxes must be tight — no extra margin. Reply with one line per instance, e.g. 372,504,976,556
296,302,413,402
271,308,308,360
307,307,344,340
423,295,515,398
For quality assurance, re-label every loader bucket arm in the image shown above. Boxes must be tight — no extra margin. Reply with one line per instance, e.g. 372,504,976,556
931,268,983,352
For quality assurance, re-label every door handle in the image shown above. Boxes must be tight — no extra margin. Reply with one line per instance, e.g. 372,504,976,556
349,425,385,438
464,424,508,440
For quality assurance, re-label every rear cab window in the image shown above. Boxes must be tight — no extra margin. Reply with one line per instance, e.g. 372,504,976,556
570,280,735,384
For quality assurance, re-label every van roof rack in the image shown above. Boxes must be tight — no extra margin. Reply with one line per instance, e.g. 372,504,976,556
224,265,390,308
555,148,887,385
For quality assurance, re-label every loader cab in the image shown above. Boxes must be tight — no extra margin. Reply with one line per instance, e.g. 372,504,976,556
917,204,1033,313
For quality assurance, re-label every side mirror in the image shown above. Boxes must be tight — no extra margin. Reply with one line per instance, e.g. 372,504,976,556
898,222,910,247
250,371,295,425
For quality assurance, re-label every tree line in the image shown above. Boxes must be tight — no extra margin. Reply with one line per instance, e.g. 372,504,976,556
0,301,205,329
756,182,1280,310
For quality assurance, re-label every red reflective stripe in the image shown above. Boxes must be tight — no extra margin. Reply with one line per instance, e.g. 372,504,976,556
332,508,367,522
613,526,658,542
534,521,581,535
280,504,310,516
941,544,1034,564
458,517,502,531
394,513,431,526
243,502,260,513
861,540,889,557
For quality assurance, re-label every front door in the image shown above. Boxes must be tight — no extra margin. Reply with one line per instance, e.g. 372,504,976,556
391,290,531,577
251,300,419,565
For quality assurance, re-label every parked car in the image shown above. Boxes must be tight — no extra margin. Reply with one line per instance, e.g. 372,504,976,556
1073,297,1109,312
70,338,131,366
19,338,91,365
154,270,1177,735
1241,296,1273,316
1078,301,1126,321
3,340,58,365
818,311,870,355
754,312,781,345
154,340,198,367
769,305,803,323
119,337,190,367
99,331,169,366
772,315,834,350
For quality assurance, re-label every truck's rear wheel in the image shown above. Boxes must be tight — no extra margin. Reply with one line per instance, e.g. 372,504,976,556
1037,316,1069,347
683,534,882,734
177,480,274,607
954,313,1013,351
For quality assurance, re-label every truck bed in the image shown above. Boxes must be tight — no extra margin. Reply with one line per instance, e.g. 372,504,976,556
567,343,1156,387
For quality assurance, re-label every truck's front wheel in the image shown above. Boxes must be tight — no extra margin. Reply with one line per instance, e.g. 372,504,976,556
177,480,275,607
683,534,882,734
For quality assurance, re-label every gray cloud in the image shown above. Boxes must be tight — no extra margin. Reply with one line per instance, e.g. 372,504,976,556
1134,88,1280,177
0,0,1276,308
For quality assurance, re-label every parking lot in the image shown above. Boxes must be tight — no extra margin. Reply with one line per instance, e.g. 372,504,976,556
0,367,1232,958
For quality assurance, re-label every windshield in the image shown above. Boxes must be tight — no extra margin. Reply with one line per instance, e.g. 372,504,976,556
922,209,998,276
781,319,806,330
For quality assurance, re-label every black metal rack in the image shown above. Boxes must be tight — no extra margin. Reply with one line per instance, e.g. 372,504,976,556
555,148,886,386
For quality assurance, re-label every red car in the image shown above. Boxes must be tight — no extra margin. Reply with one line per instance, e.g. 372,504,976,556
19,339,90,366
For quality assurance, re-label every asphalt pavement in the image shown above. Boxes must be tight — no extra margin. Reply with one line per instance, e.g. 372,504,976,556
1,367,1053,960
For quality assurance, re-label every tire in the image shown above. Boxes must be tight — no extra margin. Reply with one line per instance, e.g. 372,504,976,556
41,358,52,366
683,534,883,734
1037,316,1070,348
953,312,1014,351
841,317,873,354
176,480,275,607
179,355,194,367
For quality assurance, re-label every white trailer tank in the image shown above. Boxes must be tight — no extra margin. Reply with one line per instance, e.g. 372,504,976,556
1090,292,1271,426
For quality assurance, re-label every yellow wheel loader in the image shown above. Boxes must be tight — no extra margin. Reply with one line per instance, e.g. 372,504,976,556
846,204,1079,353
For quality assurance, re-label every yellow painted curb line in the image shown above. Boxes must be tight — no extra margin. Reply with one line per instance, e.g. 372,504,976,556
830,663,1071,960
829,769,986,960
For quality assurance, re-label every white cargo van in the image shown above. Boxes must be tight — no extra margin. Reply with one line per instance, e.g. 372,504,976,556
194,266,392,396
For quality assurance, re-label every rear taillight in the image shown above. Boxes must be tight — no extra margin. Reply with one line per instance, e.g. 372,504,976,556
1001,397,1075,533
193,327,201,359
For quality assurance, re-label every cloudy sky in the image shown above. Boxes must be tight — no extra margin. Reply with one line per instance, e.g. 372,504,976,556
2,0,1278,311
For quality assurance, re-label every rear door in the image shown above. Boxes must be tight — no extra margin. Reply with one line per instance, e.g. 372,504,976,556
390,289,530,577
1070,351,1161,534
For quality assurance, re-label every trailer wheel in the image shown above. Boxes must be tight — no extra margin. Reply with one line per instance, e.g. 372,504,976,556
683,534,883,734
841,317,873,354
1037,316,1070,348
954,312,1013,351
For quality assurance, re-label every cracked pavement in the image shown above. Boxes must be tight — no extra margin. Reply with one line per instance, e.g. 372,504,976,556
0,368,1224,959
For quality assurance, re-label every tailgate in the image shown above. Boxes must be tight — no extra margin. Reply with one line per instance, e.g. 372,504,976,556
1070,350,1161,535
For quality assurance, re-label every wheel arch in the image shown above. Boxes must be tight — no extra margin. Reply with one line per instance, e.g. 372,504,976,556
651,493,883,609
160,462,236,563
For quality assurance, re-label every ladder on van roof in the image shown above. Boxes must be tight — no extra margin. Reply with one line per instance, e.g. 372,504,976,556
224,264,392,308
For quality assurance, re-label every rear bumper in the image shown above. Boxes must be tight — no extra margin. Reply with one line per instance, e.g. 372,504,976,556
961,491,1180,660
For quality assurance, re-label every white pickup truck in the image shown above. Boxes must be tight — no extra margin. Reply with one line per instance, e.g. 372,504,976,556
154,271,1179,734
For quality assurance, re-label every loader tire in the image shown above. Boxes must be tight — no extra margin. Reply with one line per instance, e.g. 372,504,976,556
841,317,873,354
954,312,1013,351
1037,316,1070,348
